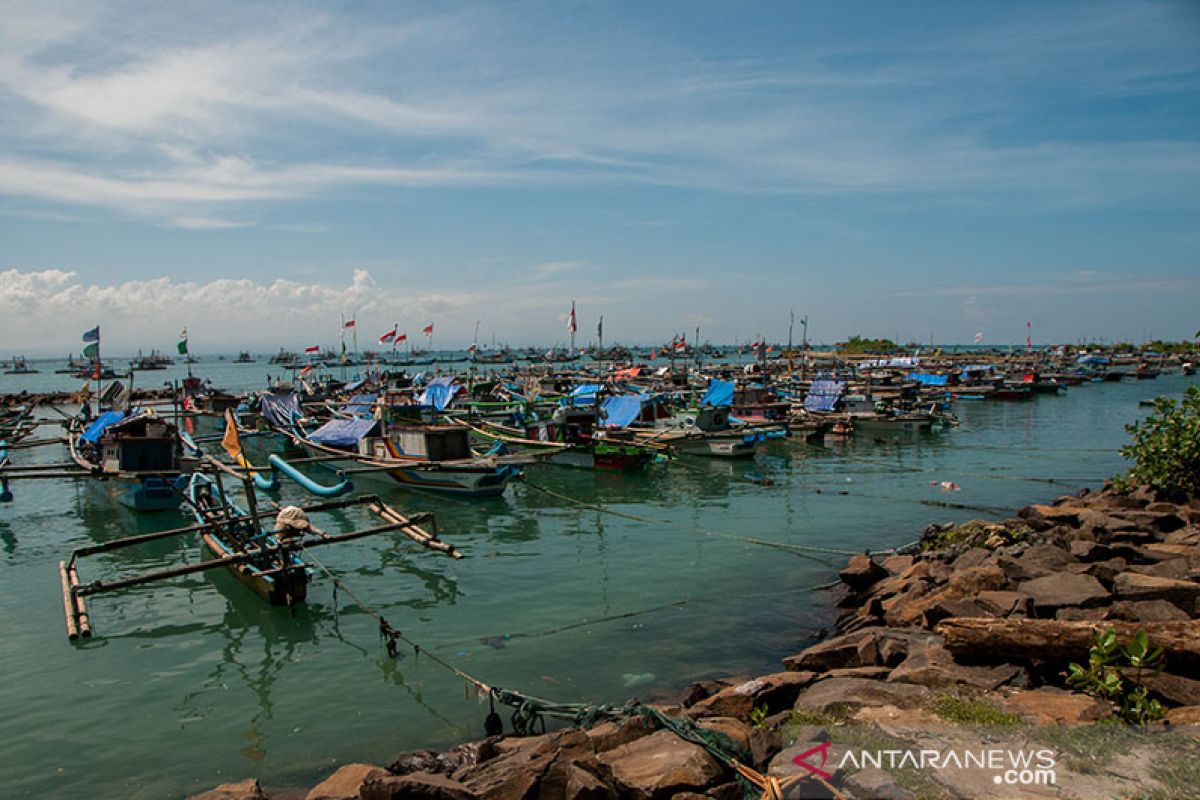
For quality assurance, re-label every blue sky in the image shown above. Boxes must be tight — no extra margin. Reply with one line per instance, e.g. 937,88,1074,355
1,0,1197,353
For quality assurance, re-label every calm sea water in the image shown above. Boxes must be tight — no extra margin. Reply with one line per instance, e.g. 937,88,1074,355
1,358,1194,798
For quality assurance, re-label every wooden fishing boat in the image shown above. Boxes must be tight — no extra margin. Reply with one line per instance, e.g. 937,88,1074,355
292,418,524,497
4,356,38,374
67,410,189,511
57,460,459,639
455,410,661,472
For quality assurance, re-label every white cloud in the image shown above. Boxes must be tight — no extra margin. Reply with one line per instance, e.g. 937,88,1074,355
0,0,1196,226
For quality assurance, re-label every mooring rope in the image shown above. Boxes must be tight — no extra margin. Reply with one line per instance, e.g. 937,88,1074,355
301,546,842,800
522,480,911,559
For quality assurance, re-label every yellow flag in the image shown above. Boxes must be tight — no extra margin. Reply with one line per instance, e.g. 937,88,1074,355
221,409,242,460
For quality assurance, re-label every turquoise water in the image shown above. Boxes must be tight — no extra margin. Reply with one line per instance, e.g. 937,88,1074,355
1,361,1194,798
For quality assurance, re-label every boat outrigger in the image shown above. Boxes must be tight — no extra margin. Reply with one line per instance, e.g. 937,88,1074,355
58,457,461,639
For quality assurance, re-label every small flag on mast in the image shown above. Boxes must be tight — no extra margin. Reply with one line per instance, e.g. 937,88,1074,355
343,318,356,329
974,331,983,344
305,345,320,354
568,301,577,334
396,333,408,342
423,323,434,336
177,328,188,355
379,328,397,344
1026,321,1032,351
82,326,100,343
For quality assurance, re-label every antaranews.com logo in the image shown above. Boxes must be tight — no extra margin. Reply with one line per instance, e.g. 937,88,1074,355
793,740,1057,787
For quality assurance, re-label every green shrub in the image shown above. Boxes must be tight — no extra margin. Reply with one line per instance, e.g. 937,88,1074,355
1065,628,1166,726
1114,385,1200,501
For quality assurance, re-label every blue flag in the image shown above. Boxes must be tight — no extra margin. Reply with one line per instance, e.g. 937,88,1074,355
82,326,100,343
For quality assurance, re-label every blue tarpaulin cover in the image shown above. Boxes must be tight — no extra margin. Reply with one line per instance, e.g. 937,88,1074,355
908,372,949,386
308,418,380,447
259,391,301,428
564,384,602,405
1076,355,1110,365
342,393,377,417
418,377,461,411
600,394,646,428
79,411,126,444
803,380,845,413
700,379,735,408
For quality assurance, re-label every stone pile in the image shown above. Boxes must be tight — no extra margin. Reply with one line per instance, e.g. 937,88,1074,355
192,484,1200,800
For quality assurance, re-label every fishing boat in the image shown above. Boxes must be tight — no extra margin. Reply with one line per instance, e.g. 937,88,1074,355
291,418,524,497
235,351,255,364
4,356,38,374
57,461,460,639
55,355,88,374
67,409,190,510
268,349,298,366
131,349,173,371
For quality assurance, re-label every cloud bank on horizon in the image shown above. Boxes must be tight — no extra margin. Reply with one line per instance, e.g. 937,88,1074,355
1,0,1197,350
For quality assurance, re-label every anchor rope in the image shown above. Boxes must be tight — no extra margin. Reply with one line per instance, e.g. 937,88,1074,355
522,480,911,558
300,547,841,800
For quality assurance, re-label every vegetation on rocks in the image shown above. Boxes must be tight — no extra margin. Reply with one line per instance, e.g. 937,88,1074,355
919,519,1031,552
1066,628,1166,725
926,693,1022,727
1114,385,1200,501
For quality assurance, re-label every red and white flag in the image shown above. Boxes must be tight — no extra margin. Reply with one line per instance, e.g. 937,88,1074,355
673,335,686,352
1025,320,1032,351
379,328,397,344
304,345,320,354
468,344,477,353
299,364,315,376
649,347,657,360
567,301,577,334
343,318,356,329
396,333,407,343
423,323,434,336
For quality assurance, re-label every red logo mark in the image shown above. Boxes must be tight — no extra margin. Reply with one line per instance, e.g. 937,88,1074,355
792,740,833,780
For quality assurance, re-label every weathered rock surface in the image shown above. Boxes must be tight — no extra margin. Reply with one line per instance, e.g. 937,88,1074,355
190,779,270,800
688,671,817,719
1004,688,1112,725
307,764,388,800
793,677,931,714
1018,572,1109,612
361,773,477,800
596,730,723,799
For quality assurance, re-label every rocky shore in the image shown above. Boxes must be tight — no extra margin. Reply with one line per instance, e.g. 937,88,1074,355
193,484,1200,800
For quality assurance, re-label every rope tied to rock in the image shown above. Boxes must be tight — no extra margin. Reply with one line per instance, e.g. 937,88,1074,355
304,547,847,800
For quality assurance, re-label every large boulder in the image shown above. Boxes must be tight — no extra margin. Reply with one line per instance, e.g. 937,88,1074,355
596,730,724,800
1114,572,1200,606
190,780,269,800
461,729,594,799
1109,599,1192,622
307,764,388,800
884,565,1008,627
839,554,887,592
887,640,1024,690
783,630,878,672
1019,504,1083,530
537,760,615,800
793,677,931,715
842,769,915,800
361,773,477,800
1004,688,1111,725
1121,670,1200,707
688,671,817,719
1017,573,1109,613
